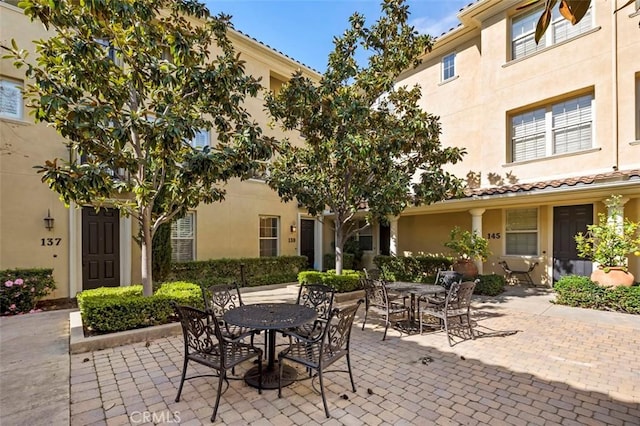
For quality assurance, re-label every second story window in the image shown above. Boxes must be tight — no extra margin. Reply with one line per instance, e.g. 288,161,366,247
511,5,593,60
442,53,456,82
510,93,593,162
189,129,209,149
0,79,23,120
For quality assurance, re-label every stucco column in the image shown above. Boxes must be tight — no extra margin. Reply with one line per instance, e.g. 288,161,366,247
469,208,486,274
389,216,399,257
316,216,324,271
606,197,628,232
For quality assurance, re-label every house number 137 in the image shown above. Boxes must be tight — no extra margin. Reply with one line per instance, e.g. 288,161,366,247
41,238,62,246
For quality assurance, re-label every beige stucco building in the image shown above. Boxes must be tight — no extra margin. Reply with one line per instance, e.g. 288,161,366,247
384,0,640,285
2,0,639,299
0,1,322,298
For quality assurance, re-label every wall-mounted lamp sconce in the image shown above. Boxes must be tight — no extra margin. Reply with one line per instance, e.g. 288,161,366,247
290,224,297,233
44,209,55,231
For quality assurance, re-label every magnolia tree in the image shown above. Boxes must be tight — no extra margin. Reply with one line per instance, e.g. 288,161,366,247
265,0,466,274
7,0,275,296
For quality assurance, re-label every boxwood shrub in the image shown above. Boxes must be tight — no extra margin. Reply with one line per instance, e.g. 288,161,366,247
298,269,362,293
77,281,202,333
474,274,506,296
554,275,640,314
373,255,453,282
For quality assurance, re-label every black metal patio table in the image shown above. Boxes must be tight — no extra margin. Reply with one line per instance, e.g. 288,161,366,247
223,302,317,389
384,282,446,333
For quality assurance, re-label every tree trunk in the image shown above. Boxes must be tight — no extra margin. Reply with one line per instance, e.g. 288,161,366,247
334,224,344,275
141,207,154,297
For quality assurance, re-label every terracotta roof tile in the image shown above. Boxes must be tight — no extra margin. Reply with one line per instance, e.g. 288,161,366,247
463,169,640,197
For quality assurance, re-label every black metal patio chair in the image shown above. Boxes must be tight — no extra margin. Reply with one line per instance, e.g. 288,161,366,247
171,302,263,422
419,280,477,346
202,282,256,342
290,283,335,339
360,277,409,340
278,300,363,418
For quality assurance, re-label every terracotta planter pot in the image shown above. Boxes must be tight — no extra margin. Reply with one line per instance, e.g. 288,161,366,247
453,259,479,280
590,267,635,287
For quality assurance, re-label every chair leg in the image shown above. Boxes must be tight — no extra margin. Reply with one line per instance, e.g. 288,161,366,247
467,312,475,340
361,308,369,330
257,356,263,394
318,368,330,418
444,316,452,347
346,352,356,392
278,355,284,398
211,370,225,422
382,316,389,341
175,357,188,402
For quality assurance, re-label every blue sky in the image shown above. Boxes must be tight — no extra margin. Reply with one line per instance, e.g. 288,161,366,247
205,0,471,72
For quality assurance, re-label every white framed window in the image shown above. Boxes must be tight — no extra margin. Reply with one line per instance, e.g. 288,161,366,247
171,212,195,262
0,79,23,120
442,53,456,81
505,208,538,256
511,5,592,60
259,216,279,257
511,93,593,162
189,129,209,149
95,38,119,64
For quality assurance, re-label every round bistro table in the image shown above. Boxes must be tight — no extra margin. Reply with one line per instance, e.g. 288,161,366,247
223,303,317,389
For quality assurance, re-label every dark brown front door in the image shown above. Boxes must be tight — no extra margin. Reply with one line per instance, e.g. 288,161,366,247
300,219,315,269
553,204,593,282
82,207,120,289
379,223,390,256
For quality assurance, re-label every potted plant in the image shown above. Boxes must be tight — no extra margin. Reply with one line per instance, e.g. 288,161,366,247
574,195,640,287
444,227,491,279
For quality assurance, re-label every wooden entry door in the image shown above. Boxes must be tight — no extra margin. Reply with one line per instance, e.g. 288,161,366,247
553,204,593,282
82,207,120,289
300,219,315,269
379,223,390,256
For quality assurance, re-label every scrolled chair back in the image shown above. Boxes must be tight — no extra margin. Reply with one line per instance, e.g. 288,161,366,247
435,270,463,291
323,299,363,356
202,282,243,317
297,283,335,320
171,301,222,355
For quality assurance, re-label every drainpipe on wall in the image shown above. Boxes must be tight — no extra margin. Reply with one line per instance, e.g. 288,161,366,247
612,0,620,171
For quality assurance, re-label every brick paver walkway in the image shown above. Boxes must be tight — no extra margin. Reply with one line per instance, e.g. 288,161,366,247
69,289,640,425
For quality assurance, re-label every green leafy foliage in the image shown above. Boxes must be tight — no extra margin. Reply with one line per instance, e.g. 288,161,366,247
152,222,172,283
298,269,362,293
323,253,355,271
574,195,640,270
265,0,466,274
474,274,505,296
444,227,491,262
77,281,202,333
554,275,639,314
6,0,276,296
0,268,56,315
373,255,453,282
168,256,308,287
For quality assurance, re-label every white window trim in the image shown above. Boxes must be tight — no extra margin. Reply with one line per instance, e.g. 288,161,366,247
441,52,456,82
189,129,210,149
510,5,593,60
0,78,23,121
504,208,539,257
259,216,280,257
510,93,594,163
171,212,196,262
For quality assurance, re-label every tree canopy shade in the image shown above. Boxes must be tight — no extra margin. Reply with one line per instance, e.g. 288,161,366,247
519,0,637,44
265,0,466,274
5,0,276,296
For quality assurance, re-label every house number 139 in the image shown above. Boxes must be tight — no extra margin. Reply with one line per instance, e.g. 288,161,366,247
41,238,62,246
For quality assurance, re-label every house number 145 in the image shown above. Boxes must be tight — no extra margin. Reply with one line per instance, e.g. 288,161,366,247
41,238,62,246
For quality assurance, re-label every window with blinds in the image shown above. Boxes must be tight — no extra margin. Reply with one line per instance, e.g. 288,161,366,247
189,129,209,149
511,6,592,60
171,212,195,262
442,53,456,82
505,208,538,256
0,79,23,120
259,216,279,257
510,93,593,162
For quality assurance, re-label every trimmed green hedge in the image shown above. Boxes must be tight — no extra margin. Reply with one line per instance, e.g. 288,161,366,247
77,281,203,333
1,268,56,315
474,274,506,296
168,256,308,287
322,253,355,271
373,255,453,282
298,269,363,293
554,275,640,314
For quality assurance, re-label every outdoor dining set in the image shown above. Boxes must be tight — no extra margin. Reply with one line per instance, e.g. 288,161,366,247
170,270,478,422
